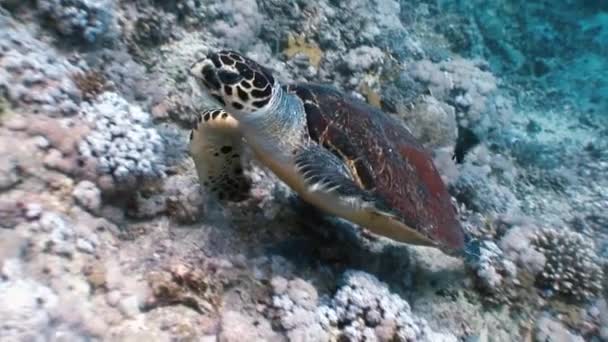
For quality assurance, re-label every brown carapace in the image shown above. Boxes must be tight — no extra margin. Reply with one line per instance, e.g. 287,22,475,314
287,83,465,251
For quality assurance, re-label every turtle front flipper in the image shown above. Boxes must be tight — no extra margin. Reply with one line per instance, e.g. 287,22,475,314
293,145,437,247
189,109,250,201
294,145,387,211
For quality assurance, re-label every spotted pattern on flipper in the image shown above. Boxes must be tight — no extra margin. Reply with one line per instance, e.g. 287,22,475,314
189,108,250,202
190,50,276,114
204,149,251,201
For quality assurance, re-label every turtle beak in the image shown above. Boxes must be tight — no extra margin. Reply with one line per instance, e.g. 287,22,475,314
189,59,209,78
190,58,221,91
188,61,199,77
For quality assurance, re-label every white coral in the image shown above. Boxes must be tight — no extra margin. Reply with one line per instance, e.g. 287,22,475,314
531,227,604,300
78,92,166,186
271,271,457,342
495,224,604,300
408,58,504,132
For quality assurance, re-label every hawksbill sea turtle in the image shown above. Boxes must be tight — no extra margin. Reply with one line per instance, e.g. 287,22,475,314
188,50,467,256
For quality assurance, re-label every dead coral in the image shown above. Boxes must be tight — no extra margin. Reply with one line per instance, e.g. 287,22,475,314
72,71,109,101
26,116,100,183
145,262,219,314
359,81,382,108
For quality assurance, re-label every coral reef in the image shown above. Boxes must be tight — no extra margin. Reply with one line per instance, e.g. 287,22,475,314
37,0,117,44
450,150,520,215
0,0,606,340
0,153,20,191
436,0,608,116
0,16,83,116
206,0,262,50
473,240,517,292
471,222,604,303
534,314,585,342
400,95,457,149
530,227,604,300
72,180,102,214
126,172,205,223
78,92,166,191
0,261,59,341
271,271,457,341
407,58,505,137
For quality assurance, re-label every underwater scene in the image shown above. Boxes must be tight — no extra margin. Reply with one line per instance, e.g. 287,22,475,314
0,0,606,340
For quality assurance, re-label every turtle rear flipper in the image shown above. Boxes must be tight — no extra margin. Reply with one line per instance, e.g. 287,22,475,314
189,109,250,201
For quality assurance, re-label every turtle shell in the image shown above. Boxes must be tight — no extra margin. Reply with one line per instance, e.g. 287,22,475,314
286,83,465,251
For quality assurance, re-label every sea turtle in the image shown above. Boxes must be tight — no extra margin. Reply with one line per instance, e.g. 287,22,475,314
188,50,466,255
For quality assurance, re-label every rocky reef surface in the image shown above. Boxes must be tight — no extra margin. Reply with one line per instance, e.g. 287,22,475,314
0,0,606,341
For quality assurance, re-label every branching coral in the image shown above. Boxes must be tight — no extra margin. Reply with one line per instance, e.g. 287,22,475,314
318,271,457,342
530,227,604,300
270,271,457,341
270,276,329,341
474,224,605,302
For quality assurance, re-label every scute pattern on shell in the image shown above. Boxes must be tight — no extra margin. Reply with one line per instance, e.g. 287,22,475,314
288,83,465,251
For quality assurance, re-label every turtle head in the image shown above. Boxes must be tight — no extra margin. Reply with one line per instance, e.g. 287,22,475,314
190,50,276,115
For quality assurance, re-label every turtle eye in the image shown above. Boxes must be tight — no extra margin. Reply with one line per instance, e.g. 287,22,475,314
200,64,220,90
217,69,242,85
